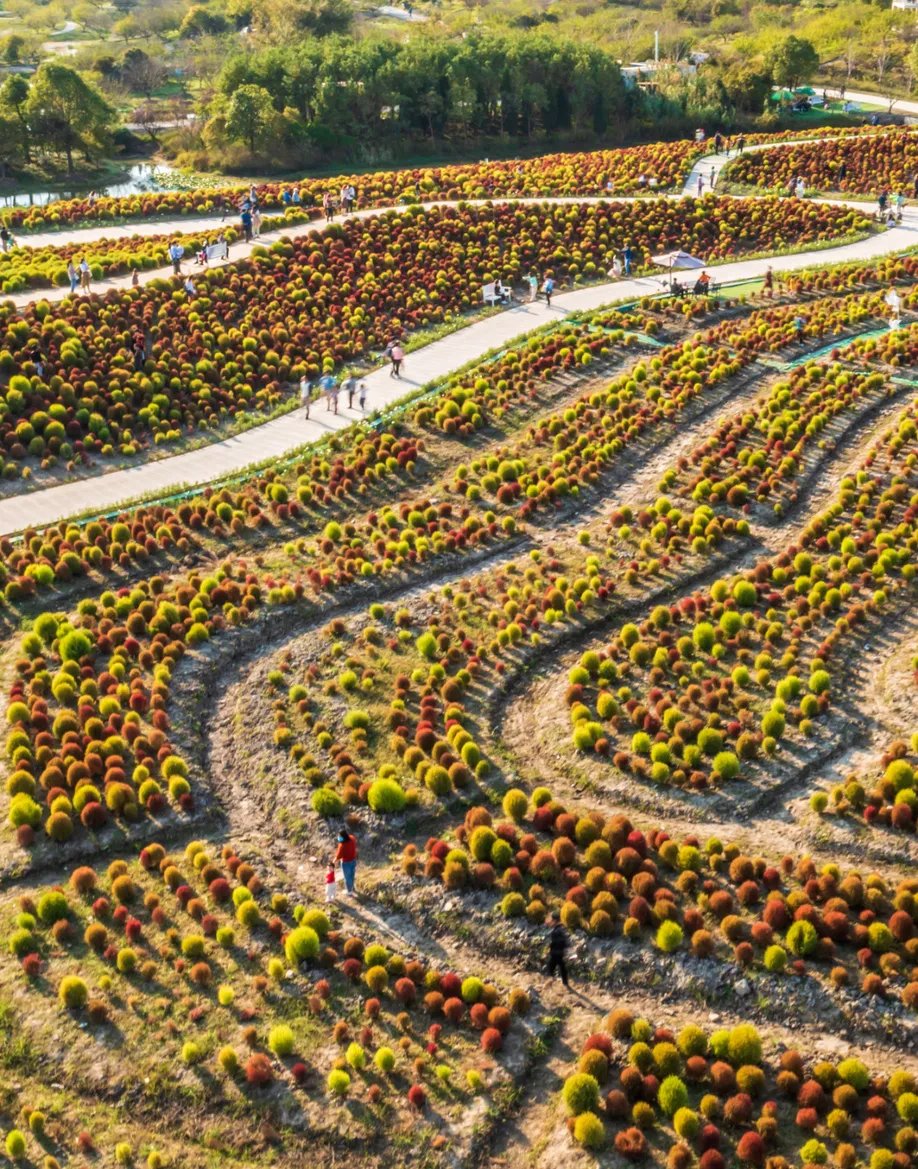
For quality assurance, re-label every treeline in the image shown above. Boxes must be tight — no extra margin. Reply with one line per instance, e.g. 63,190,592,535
200,33,641,166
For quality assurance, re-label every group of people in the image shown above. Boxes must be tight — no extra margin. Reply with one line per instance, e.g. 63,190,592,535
710,131,745,156
321,183,359,222
877,189,908,226
66,257,93,295
299,370,369,417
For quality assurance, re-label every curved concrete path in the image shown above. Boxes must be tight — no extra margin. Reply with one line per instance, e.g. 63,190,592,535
0,212,913,537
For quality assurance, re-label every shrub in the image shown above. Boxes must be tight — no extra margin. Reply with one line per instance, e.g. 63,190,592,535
574,1111,606,1149
181,1041,203,1065
367,778,407,813
58,975,87,1009
461,976,485,1003
245,1053,274,1085
659,1076,689,1116
800,1140,828,1164
563,1072,600,1115
764,945,788,972
898,1094,918,1123
37,891,69,925
5,1131,26,1160
217,1046,239,1074
346,1042,367,1069
375,1046,396,1073
838,1058,870,1092
285,926,320,965
727,1024,762,1067
657,921,684,953
786,920,818,957
502,789,528,821
312,787,345,816
269,1025,295,1056
674,1108,700,1140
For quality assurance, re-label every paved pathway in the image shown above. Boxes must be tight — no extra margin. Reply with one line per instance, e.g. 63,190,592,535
0,214,913,536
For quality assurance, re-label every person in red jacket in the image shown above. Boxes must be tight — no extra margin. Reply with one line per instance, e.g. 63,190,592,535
335,829,358,894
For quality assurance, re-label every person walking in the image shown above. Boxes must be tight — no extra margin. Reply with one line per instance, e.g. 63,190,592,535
169,241,183,276
895,191,906,222
710,166,716,189
79,258,91,293
358,381,367,412
320,371,336,409
764,265,774,297
0,226,12,253
325,860,338,903
131,268,140,288
528,271,538,302
184,275,196,296
878,189,889,220
387,340,404,378
547,913,570,989
252,205,262,238
623,244,633,276
67,259,78,294
697,174,703,198
299,375,312,419
344,375,356,409
241,206,253,243
323,191,334,222
542,275,554,308
714,131,723,154
335,828,358,895
737,134,745,153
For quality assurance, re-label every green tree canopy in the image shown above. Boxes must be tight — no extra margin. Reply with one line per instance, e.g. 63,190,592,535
25,63,114,173
223,82,275,153
767,35,820,90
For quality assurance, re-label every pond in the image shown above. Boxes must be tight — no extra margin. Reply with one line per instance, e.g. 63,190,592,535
0,163,180,208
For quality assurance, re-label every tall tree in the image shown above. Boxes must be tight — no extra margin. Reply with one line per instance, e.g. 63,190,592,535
767,35,820,89
25,63,114,173
1,74,31,162
224,82,274,153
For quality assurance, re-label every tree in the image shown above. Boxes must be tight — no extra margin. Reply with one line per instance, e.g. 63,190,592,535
224,83,274,153
1,74,31,162
120,47,167,95
720,62,773,114
767,36,820,90
25,63,114,173
909,42,918,94
179,5,230,38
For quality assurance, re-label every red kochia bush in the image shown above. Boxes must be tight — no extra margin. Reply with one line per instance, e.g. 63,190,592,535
481,1027,503,1053
407,1084,426,1109
615,1128,648,1160
736,1132,766,1165
245,1054,274,1085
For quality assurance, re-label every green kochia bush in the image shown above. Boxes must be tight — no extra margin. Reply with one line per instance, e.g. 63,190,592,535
562,1072,600,1116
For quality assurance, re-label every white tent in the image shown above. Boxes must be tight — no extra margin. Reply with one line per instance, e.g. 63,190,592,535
651,250,706,271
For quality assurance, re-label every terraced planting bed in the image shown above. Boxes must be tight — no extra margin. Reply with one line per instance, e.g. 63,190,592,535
0,142,916,1169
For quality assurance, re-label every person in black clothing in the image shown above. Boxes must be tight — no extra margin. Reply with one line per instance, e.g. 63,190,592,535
547,914,570,988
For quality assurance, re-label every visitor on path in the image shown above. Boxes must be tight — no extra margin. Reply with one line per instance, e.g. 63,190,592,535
609,255,623,279
184,276,196,296
794,315,805,343
67,260,78,294
241,207,253,243
542,275,554,307
79,258,91,293
358,381,368,412
546,913,570,989
131,268,140,288
325,861,338,903
764,266,774,297
795,177,806,199
252,206,262,238
878,190,889,220
323,192,334,222
714,132,723,154
170,242,183,275
0,226,13,253
528,271,538,301
710,166,716,188
299,375,312,419
386,340,404,378
320,372,336,410
335,829,358,894
282,188,292,207
697,175,703,197
623,245,633,275
895,192,906,221
344,375,356,409
737,135,745,153
292,188,301,206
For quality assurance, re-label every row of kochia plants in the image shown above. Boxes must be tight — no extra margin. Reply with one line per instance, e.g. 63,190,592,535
400,789,918,1014
0,198,871,477
555,1007,918,1162
2,281,914,849
1,838,531,1159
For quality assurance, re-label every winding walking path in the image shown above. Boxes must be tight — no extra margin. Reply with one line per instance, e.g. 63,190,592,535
0,130,914,535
